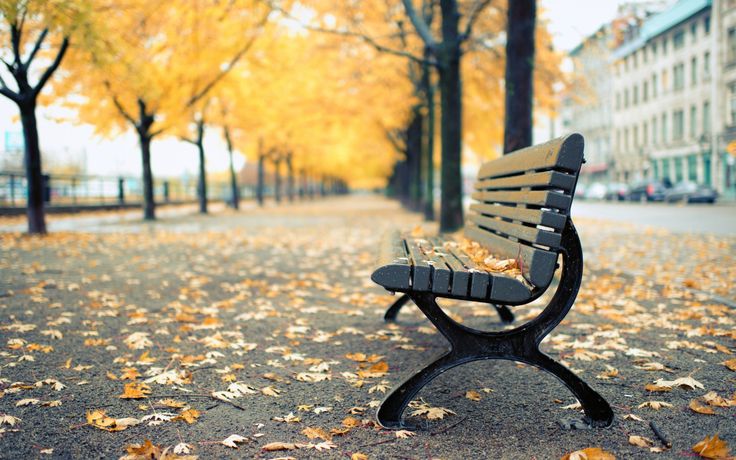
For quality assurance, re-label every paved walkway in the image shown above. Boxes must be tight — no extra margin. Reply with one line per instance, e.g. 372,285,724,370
0,196,734,459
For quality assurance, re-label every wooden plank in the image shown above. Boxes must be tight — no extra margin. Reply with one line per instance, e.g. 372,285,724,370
468,213,562,249
426,245,452,294
474,170,577,192
430,237,470,297
406,238,431,291
465,225,558,289
371,233,411,291
447,246,491,299
477,133,584,180
471,190,571,211
469,203,567,230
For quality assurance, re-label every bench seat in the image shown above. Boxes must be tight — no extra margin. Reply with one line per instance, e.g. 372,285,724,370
372,233,540,304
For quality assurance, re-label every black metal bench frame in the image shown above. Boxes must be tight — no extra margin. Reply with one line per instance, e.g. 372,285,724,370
372,135,614,430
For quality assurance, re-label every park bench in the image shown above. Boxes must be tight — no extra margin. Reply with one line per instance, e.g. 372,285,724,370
371,133,614,429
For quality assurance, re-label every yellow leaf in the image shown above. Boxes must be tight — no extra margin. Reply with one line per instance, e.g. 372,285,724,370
119,382,151,399
342,416,360,427
561,447,616,460
351,454,368,460
262,442,299,451
122,439,160,459
628,435,655,447
173,408,200,424
723,359,736,371
465,390,481,401
637,401,673,410
158,398,187,408
302,426,331,441
689,399,716,415
692,434,730,459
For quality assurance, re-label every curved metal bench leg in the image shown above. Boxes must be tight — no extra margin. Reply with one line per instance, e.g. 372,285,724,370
494,304,514,324
376,351,458,428
526,350,614,427
384,293,411,322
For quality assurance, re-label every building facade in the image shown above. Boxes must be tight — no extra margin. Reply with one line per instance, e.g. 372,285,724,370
564,0,736,198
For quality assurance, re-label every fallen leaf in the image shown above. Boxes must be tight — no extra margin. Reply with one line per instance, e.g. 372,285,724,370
351,453,369,460
561,447,616,460
395,429,415,439
221,434,248,449
689,399,716,415
302,426,331,441
724,359,736,371
651,377,704,391
465,390,481,401
692,434,730,459
173,408,200,424
119,382,151,399
120,439,160,460
262,442,299,451
637,401,673,410
629,435,655,447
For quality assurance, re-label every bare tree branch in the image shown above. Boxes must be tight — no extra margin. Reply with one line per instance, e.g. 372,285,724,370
104,81,138,128
400,0,438,51
10,23,22,66
460,0,493,42
186,10,271,107
0,78,20,102
269,2,430,65
25,28,49,66
33,37,69,95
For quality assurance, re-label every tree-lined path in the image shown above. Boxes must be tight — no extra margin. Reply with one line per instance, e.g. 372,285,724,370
1,196,734,458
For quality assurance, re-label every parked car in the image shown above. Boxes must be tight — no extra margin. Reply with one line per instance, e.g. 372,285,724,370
627,180,670,202
584,182,607,200
604,182,629,201
664,181,718,203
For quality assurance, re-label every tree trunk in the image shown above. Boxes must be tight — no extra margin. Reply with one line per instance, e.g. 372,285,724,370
224,125,239,210
138,130,155,220
437,0,464,232
197,141,207,214
274,158,282,203
422,53,436,221
20,101,46,234
504,0,536,153
257,153,265,206
286,154,294,202
407,109,424,211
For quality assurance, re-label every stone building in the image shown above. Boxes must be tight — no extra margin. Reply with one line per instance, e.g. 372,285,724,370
609,0,736,198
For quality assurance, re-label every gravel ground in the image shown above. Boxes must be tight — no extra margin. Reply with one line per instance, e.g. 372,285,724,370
0,195,734,459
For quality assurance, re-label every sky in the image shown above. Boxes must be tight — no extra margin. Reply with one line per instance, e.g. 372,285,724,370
0,0,635,179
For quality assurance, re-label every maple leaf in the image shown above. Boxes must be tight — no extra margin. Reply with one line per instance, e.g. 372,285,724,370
302,426,331,441
158,398,187,408
629,435,655,447
690,399,716,415
221,434,248,449
173,408,200,424
273,412,301,423
352,453,369,460
561,447,616,460
342,417,360,428
723,359,736,371
702,391,735,408
262,442,299,451
15,398,40,407
637,401,673,410
261,386,281,397
692,434,730,459
313,406,332,414
395,429,416,439
623,414,645,422
86,409,129,432
652,376,704,391
173,442,193,454
465,390,481,401
124,332,152,350
120,439,161,460
0,415,20,426
310,440,337,451
119,382,151,399
295,372,331,382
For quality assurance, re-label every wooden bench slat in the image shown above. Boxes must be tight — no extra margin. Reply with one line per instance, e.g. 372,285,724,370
474,170,577,192
446,246,492,299
371,233,411,290
430,237,471,297
426,245,452,294
468,213,562,249
469,203,567,230
406,238,432,291
465,224,558,288
477,133,584,180
471,190,572,212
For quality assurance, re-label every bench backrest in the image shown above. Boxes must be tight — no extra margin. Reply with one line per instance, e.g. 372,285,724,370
465,133,585,290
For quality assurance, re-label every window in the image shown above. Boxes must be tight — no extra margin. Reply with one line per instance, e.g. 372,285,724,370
662,113,668,143
662,69,668,92
690,105,697,138
643,121,649,145
691,22,697,42
704,51,711,78
728,28,736,63
643,81,649,102
729,83,736,125
651,42,657,58
691,57,697,86
633,85,639,105
688,155,698,181
703,100,711,133
652,117,658,144
634,125,639,147
624,88,629,108
616,130,621,151
616,92,621,110
673,29,685,49
705,16,711,35
624,127,630,151
675,157,684,182
674,63,685,91
663,36,668,55
652,74,658,98
673,110,684,141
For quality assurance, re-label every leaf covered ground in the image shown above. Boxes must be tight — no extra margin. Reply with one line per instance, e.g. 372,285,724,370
0,196,734,459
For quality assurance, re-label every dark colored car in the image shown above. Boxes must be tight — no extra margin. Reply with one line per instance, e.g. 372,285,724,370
604,182,629,201
664,181,718,203
627,180,670,202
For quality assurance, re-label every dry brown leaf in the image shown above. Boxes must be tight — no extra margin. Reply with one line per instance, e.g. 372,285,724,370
692,434,730,459
395,429,415,439
173,409,200,424
637,401,673,410
221,434,248,449
302,426,331,441
465,390,481,401
723,359,736,372
120,439,160,460
689,399,716,415
351,453,369,460
342,417,360,428
629,435,655,448
119,382,151,399
561,447,616,460
702,392,735,408
644,383,672,393
262,442,299,451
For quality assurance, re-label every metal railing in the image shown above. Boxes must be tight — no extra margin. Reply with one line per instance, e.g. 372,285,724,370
0,171,257,210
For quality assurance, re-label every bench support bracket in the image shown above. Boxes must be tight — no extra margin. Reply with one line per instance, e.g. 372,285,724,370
376,221,613,430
